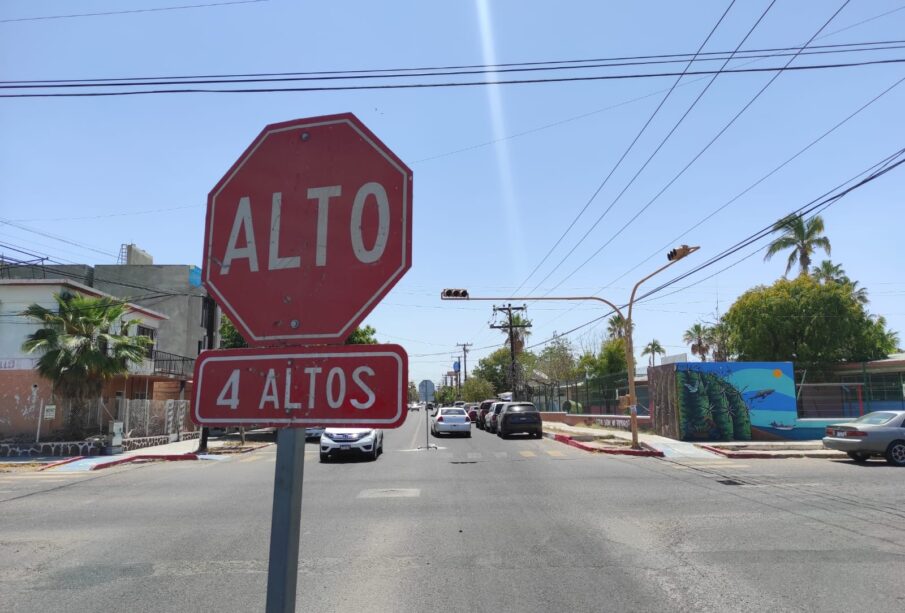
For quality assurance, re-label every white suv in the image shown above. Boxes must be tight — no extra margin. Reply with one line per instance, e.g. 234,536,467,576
319,428,384,462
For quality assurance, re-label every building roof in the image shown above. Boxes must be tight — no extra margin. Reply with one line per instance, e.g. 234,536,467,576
0,278,168,320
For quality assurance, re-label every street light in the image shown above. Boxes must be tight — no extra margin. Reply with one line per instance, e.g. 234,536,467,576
441,244,698,449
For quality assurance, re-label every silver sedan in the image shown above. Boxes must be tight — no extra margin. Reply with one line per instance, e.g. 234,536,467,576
822,410,905,465
431,407,472,437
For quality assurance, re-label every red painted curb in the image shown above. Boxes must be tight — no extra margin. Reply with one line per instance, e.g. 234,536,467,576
89,453,199,471
39,456,86,471
550,432,664,457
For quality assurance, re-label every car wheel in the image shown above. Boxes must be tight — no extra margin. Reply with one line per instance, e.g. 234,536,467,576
497,429,505,439
319,452,329,463
847,451,870,463
535,431,543,439
885,440,905,466
371,445,379,461
465,430,471,438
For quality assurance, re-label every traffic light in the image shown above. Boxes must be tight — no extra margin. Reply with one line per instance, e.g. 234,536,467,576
441,288,470,300
667,244,692,262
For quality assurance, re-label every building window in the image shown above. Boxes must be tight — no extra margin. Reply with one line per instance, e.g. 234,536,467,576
137,325,156,358
201,298,215,330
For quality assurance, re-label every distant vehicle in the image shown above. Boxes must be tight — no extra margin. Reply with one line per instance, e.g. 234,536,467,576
408,402,420,411
822,411,905,465
319,427,384,462
497,402,543,439
484,402,505,434
305,426,326,440
431,407,471,437
466,404,479,423
477,399,496,430
454,401,466,407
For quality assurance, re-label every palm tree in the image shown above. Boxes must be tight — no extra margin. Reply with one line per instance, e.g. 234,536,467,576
764,214,831,277
606,314,633,340
811,260,845,284
22,293,153,438
683,323,711,362
498,313,532,353
641,339,665,367
706,321,732,362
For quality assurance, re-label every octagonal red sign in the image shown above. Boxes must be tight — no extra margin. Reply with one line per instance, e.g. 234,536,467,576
203,113,412,345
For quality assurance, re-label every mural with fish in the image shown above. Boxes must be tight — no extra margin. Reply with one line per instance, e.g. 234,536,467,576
673,362,800,441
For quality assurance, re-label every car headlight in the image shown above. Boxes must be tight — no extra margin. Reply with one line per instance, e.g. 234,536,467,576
358,430,375,441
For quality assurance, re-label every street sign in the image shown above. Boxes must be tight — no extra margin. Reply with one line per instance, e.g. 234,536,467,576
418,379,435,402
193,344,408,429
203,113,413,346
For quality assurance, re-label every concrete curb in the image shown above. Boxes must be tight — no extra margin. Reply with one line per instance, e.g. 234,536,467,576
205,442,274,455
545,431,664,457
695,444,844,459
38,456,87,471
89,453,199,471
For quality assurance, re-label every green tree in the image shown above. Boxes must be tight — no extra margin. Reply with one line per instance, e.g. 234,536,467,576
472,347,537,395
219,316,247,349
462,376,495,402
345,325,378,345
683,323,711,362
600,337,628,374
408,381,419,403
434,385,457,406
21,293,153,438
497,313,532,353
706,322,732,362
536,335,577,381
723,275,898,376
641,339,665,367
811,260,845,284
606,314,633,340
764,214,831,277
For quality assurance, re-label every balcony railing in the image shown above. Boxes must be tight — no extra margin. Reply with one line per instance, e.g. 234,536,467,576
151,350,195,378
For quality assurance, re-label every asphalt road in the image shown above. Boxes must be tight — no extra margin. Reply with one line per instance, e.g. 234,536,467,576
2,412,905,612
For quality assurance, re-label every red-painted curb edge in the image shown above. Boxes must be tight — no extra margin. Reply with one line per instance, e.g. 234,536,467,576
550,432,664,457
39,456,86,470
89,453,199,471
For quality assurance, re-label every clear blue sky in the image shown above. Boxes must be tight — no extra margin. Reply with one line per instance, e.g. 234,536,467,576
2,0,904,387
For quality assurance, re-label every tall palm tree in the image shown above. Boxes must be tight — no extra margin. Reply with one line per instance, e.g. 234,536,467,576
706,321,732,362
764,214,831,277
683,323,711,362
811,260,845,284
606,314,633,340
498,313,532,353
22,293,153,438
641,339,665,367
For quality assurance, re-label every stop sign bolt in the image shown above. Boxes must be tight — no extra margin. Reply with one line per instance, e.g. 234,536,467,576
290,319,300,329
300,132,310,142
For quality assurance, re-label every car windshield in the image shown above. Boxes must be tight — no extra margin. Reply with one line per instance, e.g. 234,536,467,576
850,412,899,425
442,408,466,415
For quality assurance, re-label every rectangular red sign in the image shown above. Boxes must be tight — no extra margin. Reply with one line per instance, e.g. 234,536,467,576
192,344,407,429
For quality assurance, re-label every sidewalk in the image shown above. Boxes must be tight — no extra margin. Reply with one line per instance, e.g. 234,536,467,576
43,438,237,472
542,422,844,459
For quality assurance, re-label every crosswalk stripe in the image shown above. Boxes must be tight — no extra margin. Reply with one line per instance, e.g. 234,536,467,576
546,450,564,457
467,452,482,460
519,451,536,458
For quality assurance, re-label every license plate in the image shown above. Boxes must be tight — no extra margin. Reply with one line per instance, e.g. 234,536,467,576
835,431,845,437
340,444,351,450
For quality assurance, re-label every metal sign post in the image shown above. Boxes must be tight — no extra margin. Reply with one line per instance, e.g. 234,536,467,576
418,405,437,451
265,428,306,613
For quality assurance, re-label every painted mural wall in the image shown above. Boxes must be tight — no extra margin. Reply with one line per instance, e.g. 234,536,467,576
674,362,814,441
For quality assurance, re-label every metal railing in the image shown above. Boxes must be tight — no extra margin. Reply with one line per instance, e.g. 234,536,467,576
150,350,195,378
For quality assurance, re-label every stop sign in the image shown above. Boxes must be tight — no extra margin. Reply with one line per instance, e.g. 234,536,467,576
203,113,412,345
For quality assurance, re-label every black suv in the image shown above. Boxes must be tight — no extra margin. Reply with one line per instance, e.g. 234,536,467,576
497,402,543,438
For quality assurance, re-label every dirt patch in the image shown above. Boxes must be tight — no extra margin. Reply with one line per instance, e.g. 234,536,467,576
0,462,45,473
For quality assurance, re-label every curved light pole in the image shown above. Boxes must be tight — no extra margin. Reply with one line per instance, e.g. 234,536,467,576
441,245,698,449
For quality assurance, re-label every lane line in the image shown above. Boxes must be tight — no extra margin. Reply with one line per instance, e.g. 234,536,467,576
519,451,536,458
546,450,564,457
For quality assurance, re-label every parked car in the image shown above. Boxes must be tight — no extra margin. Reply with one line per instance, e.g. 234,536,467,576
822,410,905,465
305,426,326,440
477,399,496,430
497,402,543,439
484,402,505,434
466,404,479,423
319,427,384,462
454,401,466,408
431,407,472,437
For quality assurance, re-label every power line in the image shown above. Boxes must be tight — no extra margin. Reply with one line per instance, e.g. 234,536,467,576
3,57,904,98
525,0,776,296
541,0,854,296
0,0,268,24
7,39,903,87
0,218,118,259
523,146,905,350
511,0,742,295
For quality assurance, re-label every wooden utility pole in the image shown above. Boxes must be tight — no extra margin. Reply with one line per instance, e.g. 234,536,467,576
490,304,531,400
456,342,472,382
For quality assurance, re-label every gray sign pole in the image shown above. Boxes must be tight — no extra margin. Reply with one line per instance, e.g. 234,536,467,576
265,428,306,613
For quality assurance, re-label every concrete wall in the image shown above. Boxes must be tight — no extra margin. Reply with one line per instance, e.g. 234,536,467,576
2,263,92,285
94,265,219,358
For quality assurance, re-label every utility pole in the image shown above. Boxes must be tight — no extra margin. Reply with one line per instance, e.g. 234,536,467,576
490,304,530,400
456,342,472,382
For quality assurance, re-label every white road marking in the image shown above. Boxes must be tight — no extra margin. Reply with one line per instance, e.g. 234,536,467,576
357,488,420,499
